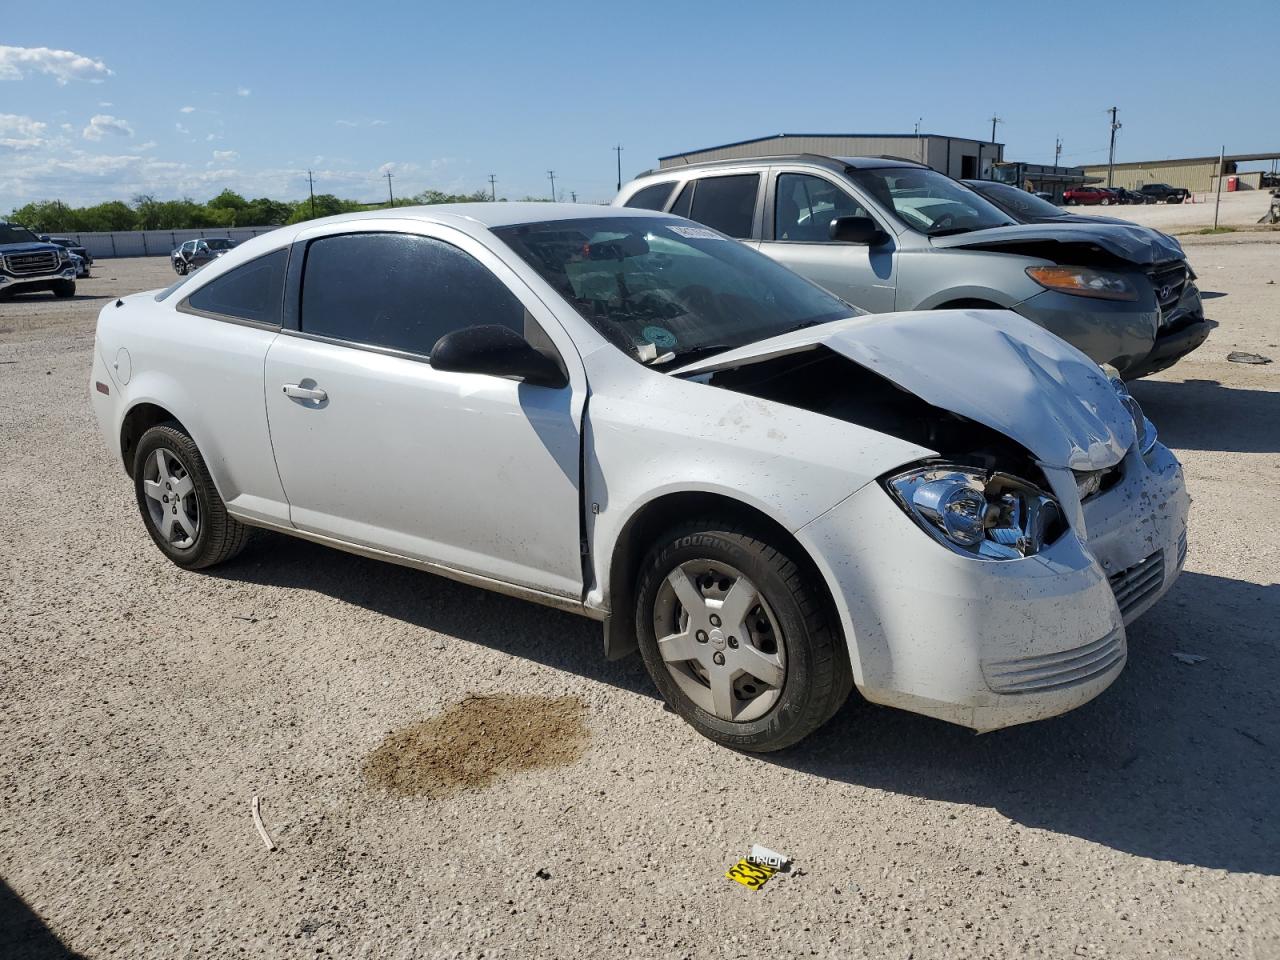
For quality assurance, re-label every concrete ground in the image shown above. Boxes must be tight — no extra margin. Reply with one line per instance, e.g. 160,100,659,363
1064,188,1275,232
1,249,1278,959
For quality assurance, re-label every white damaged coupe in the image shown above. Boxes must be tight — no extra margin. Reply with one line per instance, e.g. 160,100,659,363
90,204,1189,750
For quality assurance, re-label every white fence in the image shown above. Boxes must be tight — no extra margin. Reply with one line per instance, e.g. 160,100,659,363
49,225,282,259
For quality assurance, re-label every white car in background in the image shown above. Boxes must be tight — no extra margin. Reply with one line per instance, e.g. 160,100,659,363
89,204,1188,751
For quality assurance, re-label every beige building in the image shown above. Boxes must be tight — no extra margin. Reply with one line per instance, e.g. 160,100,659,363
658,132,1004,181
1083,152,1280,193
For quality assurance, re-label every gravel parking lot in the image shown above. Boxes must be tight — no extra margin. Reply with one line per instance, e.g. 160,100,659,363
2,248,1278,959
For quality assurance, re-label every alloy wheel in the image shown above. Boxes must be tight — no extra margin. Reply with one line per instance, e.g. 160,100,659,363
142,447,200,549
651,559,786,722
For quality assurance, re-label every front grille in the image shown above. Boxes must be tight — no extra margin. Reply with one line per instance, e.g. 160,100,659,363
1150,261,1188,319
983,628,1125,694
1109,550,1165,618
3,250,60,276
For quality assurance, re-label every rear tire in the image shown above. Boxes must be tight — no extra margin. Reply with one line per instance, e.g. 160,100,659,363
634,521,851,752
133,423,250,569
52,279,75,298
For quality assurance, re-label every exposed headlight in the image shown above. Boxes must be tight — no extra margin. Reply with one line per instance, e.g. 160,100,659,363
1026,265,1138,301
56,248,69,262
885,464,1063,561
1101,364,1157,455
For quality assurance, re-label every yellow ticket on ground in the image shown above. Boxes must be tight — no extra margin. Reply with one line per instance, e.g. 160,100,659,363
725,859,776,890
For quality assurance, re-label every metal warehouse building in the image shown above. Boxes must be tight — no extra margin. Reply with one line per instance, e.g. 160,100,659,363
658,133,1005,180
1082,152,1280,193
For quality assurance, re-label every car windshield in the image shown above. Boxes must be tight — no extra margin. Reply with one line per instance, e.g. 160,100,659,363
847,167,1014,236
205,238,236,250
0,223,40,244
975,182,1067,220
493,216,859,367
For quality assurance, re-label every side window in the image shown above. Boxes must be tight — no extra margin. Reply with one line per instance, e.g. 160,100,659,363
687,174,760,239
670,182,694,219
623,182,676,211
299,232,524,356
183,248,287,325
774,174,867,242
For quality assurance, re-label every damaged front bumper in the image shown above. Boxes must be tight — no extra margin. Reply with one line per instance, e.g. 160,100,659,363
797,441,1189,732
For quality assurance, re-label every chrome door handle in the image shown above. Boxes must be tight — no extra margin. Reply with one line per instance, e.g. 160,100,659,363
282,383,328,402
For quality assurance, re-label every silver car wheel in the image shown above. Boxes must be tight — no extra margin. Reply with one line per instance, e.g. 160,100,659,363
652,559,786,722
142,447,200,549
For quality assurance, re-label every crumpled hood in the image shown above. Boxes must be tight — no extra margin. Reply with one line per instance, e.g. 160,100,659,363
674,310,1136,471
930,220,1185,265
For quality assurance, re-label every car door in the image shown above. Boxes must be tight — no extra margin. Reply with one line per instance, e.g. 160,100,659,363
263,223,587,599
758,170,897,313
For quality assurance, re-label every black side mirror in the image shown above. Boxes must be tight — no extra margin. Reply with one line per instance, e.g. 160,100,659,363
430,324,567,388
829,216,888,245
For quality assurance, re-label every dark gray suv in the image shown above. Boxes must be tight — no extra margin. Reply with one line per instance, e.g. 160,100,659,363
615,155,1211,378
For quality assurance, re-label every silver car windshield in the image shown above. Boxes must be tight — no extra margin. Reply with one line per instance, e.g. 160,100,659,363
848,167,1015,237
494,216,859,367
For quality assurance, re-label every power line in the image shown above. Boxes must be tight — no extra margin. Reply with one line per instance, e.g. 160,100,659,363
547,169,557,202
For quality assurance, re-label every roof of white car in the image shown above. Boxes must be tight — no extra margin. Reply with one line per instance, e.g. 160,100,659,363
305,202,665,231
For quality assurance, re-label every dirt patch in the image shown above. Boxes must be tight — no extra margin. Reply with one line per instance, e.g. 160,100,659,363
362,694,589,798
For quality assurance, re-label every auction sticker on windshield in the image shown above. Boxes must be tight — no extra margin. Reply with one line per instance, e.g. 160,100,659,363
667,225,724,240
642,325,677,350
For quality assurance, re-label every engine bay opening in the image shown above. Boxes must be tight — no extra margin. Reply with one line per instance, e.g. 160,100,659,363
701,346,1052,490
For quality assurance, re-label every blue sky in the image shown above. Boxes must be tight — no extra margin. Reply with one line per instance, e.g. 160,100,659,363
2,0,1276,208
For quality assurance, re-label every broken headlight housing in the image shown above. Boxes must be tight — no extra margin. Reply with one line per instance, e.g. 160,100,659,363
1101,365,1157,455
885,465,1064,561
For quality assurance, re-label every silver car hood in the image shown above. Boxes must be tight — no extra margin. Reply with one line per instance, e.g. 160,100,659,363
673,310,1135,471
929,221,1185,265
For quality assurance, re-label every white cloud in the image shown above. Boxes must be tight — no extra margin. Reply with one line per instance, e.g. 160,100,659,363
212,149,239,162
137,140,157,151
83,114,133,140
0,45,112,84
175,122,189,134
337,119,391,128
335,119,358,128
370,119,390,127
206,133,220,142
0,113,50,151
236,87,250,97
98,101,112,107
179,105,195,113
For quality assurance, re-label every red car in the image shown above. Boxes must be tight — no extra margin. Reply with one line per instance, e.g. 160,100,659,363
1063,186,1116,206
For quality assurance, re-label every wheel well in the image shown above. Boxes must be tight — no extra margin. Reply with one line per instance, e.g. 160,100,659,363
935,298,1004,310
119,403,185,477
603,492,840,660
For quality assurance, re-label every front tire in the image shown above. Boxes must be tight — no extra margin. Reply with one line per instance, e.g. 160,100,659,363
52,279,75,298
634,521,851,752
133,423,250,569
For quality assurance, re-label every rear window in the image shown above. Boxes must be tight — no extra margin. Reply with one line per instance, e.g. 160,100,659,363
687,175,759,239
623,182,677,211
182,248,288,325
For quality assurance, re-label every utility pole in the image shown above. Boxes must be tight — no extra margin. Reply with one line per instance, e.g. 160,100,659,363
307,170,316,219
570,190,578,203
1213,144,1225,229
989,114,1002,143
1106,106,1121,187
613,144,623,192
547,170,557,202
915,118,923,162
1054,136,1062,167
384,170,395,207
488,173,497,201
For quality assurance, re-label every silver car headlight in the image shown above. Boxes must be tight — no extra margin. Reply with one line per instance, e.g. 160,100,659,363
1101,364,1157,455
885,464,1064,561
